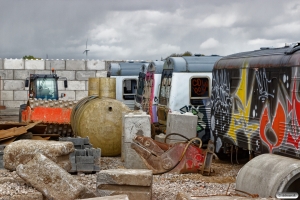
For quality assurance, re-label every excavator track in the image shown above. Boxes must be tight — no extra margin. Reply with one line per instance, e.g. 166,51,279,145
22,98,78,137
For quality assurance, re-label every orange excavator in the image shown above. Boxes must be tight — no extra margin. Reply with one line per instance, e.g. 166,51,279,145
19,69,77,137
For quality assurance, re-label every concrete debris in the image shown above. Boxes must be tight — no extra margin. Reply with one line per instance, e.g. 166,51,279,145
97,169,152,200
122,112,151,169
3,139,74,171
16,153,96,200
59,137,101,173
76,194,129,200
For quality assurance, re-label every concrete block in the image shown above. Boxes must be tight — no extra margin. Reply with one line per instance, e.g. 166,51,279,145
75,149,87,156
14,69,35,79
96,70,108,77
76,156,94,164
45,59,66,70
166,112,198,143
77,163,95,172
14,90,29,101
55,70,76,81
70,163,77,172
0,70,13,79
60,137,85,145
24,59,45,70
94,165,100,172
66,81,86,91
3,80,25,90
57,80,67,90
97,169,152,186
1,91,13,100
123,142,147,169
66,60,85,70
76,71,96,81
4,59,24,69
82,195,129,200
87,60,105,71
4,100,26,108
97,169,152,200
76,90,88,101
59,90,76,101
122,112,151,143
83,137,90,144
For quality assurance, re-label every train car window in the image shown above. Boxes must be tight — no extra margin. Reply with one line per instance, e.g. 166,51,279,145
190,77,210,105
123,79,137,100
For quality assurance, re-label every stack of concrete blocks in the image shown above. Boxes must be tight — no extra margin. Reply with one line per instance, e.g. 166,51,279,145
122,112,151,169
0,58,107,108
0,145,5,169
59,137,101,173
161,111,198,144
97,169,152,200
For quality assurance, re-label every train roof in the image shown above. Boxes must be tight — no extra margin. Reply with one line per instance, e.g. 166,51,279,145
163,55,222,72
214,42,300,69
109,62,148,76
147,61,164,74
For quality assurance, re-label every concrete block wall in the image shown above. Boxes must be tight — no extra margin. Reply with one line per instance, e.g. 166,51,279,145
0,58,108,108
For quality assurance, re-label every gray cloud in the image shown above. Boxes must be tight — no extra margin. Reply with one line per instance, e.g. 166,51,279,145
0,0,299,60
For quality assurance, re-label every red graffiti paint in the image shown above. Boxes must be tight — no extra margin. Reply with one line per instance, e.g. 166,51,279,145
260,101,285,152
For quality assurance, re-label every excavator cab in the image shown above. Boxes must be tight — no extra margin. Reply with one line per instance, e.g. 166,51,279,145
25,70,68,100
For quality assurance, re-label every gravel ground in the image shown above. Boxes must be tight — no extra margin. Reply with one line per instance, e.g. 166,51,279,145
0,156,247,200
0,119,270,199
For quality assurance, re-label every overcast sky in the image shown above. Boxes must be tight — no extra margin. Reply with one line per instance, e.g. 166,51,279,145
1,0,300,61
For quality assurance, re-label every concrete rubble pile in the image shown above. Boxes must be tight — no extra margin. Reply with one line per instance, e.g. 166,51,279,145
1,140,98,200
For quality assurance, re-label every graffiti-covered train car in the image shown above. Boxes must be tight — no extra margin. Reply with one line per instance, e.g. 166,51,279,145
135,60,164,123
157,55,222,142
109,61,148,110
211,42,300,159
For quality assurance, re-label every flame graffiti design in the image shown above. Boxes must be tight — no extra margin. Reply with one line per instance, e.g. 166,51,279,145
260,102,285,152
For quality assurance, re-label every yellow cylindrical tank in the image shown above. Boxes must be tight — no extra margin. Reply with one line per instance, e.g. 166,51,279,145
99,77,116,99
71,97,130,156
88,77,100,96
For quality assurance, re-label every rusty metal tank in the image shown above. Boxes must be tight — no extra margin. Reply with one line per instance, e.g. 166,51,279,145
99,77,116,99
88,77,100,96
71,77,130,156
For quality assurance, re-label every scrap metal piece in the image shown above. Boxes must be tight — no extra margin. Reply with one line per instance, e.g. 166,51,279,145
132,135,214,175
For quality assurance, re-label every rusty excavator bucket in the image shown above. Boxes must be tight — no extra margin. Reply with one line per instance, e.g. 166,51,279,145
131,135,215,175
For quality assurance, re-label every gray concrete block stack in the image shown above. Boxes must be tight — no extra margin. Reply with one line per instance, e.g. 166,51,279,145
59,137,101,173
122,112,151,169
0,145,6,169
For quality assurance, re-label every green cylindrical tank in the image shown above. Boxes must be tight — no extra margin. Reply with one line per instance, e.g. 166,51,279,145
71,97,130,156
88,77,100,96
99,77,116,99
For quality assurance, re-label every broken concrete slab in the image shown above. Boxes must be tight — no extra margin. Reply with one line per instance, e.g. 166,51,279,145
97,169,152,200
16,153,96,200
76,195,129,200
3,139,74,171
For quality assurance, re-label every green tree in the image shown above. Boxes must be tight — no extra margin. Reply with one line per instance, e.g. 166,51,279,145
182,51,193,56
23,55,41,60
